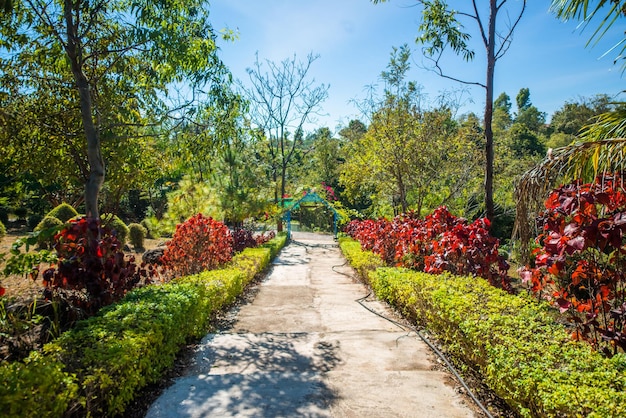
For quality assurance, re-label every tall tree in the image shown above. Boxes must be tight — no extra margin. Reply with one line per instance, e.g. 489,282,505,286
242,52,328,225
372,0,527,221
514,88,546,133
0,0,228,219
341,46,480,216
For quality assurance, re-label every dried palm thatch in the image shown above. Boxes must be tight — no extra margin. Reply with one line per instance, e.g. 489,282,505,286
513,107,626,264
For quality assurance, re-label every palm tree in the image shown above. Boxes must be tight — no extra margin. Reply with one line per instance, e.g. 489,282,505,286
514,0,626,263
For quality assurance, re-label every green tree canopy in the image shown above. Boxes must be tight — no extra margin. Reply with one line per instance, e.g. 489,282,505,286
0,0,230,219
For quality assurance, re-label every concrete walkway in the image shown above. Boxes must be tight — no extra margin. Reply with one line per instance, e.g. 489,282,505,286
145,232,476,417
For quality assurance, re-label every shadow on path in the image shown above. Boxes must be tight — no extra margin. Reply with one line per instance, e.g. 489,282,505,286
148,332,340,417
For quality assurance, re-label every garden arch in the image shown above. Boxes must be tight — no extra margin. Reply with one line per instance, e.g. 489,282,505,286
282,191,341,239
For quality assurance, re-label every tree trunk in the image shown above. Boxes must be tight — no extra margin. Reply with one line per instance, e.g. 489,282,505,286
64,0,104,220
483,0,497,223
277,163,287,232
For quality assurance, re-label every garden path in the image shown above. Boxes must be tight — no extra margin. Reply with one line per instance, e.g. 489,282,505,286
145,231,477,417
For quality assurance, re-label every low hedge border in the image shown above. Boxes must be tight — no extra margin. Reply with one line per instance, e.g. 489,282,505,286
0,233,287,417
339,236,626,418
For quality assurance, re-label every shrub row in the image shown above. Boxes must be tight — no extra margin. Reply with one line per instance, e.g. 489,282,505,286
339,236,626,418
344,206,511,290
0,233,286,417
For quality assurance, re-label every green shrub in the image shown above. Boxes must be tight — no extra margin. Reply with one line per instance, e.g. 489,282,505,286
261,232,288,259
47,203,78,223
0,351,78,418
372,268,626,417
0,219,6,238
338,236,384,285
231,247,272,284
128,223,147,250
34,216,64,249
340,237,626,417
140,218,159,239
101,214,129,246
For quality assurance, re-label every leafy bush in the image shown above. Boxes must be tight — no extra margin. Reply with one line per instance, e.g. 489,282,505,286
370,267,626,417
41,217,157,321
232,227,276,253
230,247,272,284
34,216,64,249
0,351,78,418
232,227,257,253
260,231,287,259
338,236,384,285
344,206,510,289
46,203,79,223
0,219,5,238
161,214,233,278
520,174,626,356
140,218,158,239
128,223,147,250
101,214,129,246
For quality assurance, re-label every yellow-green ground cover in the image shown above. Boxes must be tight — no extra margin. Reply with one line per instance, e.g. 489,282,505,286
339,236,626,418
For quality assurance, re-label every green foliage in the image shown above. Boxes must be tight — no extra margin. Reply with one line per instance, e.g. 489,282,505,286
0,219,5,238
230,247,272,283
2,232,58,279
341,237,626,417
34,216,64,249
46,203,78,223
419,1,473,61
0,232,287,416
341,46,481,217
158,176,223,236
128,223,147,250
140,217,159,239
101,214,129,246
0,351,78,418
260,232,288,259
338,236,384,286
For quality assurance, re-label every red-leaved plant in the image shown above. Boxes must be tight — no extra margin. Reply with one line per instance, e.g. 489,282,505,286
41,217,157,321
520,173,626,356
231,226,276,253
345,206,510,290
161,213,233,278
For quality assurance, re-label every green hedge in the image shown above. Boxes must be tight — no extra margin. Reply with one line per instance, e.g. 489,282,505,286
0,234,286,417
337,236,384,285
262,232,287,259
340,237,626,418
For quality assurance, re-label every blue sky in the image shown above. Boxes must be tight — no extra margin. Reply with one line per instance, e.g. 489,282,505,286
210,1,624,133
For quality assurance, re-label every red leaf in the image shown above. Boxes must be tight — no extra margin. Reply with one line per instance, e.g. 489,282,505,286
556,298,571,313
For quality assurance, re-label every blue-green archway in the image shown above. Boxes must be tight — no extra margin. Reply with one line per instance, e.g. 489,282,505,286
282,191,341,239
